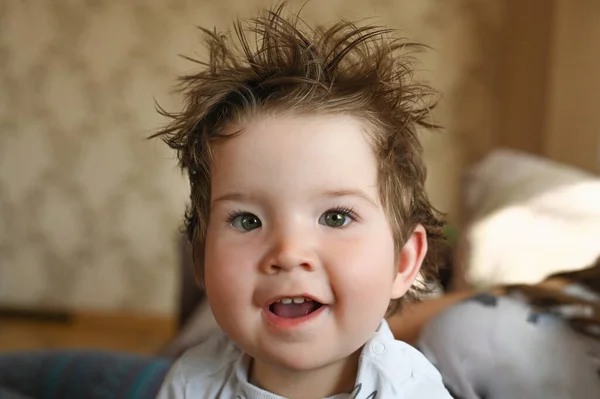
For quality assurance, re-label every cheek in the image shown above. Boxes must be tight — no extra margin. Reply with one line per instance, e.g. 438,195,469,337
203,233,256,303
327,228,396,296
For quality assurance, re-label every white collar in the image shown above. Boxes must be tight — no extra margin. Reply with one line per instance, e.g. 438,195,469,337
232,320,404,399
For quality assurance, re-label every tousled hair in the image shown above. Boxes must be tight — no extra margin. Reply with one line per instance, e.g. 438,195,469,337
151,3,447,314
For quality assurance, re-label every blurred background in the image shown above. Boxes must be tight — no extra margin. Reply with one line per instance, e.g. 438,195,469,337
0,0,599,356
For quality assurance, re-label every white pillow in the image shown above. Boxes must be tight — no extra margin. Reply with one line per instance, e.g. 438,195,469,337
461,148,600,288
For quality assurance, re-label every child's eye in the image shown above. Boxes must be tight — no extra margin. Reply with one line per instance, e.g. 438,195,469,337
318,207,358,228
228,212,262,231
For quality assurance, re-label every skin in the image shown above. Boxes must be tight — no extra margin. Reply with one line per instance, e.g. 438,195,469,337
203,113,427,399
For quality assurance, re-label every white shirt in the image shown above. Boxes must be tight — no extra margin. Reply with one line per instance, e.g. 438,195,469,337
158,320,452,398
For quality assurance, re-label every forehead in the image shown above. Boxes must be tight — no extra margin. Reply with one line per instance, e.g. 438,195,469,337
210,113,379,197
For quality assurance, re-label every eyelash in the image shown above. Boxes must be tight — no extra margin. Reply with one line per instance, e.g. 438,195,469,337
225,206,360,225
328,205,360,222
226,209,248,225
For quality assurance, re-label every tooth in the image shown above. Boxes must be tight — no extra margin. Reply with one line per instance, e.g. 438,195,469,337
293,297,305,304
281,298,292,304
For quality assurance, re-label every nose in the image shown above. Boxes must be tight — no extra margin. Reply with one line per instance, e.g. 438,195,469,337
259,227,317,274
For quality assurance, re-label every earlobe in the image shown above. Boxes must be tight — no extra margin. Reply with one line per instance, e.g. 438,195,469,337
391,224,428,299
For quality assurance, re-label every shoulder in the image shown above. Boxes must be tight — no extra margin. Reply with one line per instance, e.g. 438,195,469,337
175,330,241,376
357,320,453,398
157,331,242,399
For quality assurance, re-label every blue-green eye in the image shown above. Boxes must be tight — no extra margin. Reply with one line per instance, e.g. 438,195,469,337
229,213,262,231
319,207,357,228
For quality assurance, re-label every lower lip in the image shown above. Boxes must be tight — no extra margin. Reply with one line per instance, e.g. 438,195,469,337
262,304,327,330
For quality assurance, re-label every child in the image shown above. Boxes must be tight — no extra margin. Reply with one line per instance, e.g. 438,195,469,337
155,4,452,398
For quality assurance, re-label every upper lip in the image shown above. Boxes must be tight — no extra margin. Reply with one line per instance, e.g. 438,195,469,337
265,293,326,306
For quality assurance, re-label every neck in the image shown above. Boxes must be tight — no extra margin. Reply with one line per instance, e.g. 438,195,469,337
249,349,361,399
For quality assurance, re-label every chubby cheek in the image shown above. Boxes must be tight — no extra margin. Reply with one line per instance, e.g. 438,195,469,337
204,236,257,315
326,232,396,317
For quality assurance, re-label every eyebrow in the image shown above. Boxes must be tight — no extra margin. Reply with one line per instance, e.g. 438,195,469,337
211,192,253,206
211,189,379,208
321,189,379,208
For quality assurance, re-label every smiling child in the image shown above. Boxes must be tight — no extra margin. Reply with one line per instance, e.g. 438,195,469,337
155,4,452,398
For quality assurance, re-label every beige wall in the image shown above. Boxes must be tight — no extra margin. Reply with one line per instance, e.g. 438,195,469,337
545,0,600,173
0,0,497,315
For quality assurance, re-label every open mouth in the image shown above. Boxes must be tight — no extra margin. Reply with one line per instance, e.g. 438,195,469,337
268,297,323,319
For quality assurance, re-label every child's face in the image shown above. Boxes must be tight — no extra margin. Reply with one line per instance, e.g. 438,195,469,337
204,113,420,373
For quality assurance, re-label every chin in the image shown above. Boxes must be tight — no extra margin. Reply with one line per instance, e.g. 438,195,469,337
258,346,349,372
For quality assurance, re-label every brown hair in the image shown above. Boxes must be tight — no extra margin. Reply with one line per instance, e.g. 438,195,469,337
151,3,447,314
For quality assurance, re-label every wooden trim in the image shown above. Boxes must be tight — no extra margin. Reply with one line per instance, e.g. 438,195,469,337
493,0,555,155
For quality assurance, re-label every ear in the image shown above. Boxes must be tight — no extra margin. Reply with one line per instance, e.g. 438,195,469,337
390,224,428,299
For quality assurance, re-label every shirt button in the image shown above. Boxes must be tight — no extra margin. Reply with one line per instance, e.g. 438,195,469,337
372,341,387,355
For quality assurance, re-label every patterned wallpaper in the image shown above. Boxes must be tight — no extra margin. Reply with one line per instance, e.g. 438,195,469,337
0,0,500,315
